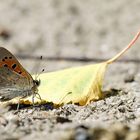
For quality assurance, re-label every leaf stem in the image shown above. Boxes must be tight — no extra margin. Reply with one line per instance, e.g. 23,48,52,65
107,31,140,64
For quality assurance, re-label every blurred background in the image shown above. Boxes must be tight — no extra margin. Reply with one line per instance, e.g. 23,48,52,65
0,0,140,74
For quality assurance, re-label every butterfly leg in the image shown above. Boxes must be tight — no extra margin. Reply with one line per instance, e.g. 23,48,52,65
32,92,42,105
16,98,21,111
36,93,42,103
32,93,35,106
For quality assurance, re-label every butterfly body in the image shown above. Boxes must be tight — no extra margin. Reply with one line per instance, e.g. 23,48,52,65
0,47,39,102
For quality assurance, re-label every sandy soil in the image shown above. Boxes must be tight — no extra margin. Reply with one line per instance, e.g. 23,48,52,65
0,0,140,140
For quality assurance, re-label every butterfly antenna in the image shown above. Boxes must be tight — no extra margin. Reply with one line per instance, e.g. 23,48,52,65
32,56,43,80
35,68,45,80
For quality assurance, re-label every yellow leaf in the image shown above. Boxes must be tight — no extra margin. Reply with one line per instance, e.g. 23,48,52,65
22,62,107,105
12,30,140,106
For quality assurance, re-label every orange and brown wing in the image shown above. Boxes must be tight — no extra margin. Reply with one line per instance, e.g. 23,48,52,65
0,47,33,84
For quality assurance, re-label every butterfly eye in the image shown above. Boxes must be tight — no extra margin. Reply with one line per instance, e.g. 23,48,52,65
33,79,40,86
9,56,12,59
4,57,8,59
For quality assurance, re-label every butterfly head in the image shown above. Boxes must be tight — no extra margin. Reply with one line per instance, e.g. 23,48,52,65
33,79,41,87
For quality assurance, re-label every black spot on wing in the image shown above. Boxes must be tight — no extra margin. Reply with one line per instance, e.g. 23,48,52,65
12,64,17,69
3,64,8,67
18,71,22,74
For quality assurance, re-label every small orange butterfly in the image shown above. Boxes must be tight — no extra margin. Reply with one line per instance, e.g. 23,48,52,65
0,47,40,103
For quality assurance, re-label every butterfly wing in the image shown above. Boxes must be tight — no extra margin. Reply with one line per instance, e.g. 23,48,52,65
0,47,34,101
0,47,33,81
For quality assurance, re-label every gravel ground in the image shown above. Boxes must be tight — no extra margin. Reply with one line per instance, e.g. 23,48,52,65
0,0,140,140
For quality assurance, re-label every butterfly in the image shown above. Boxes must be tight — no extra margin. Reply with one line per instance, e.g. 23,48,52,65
0,47,40,103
